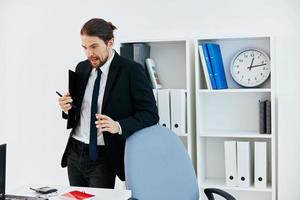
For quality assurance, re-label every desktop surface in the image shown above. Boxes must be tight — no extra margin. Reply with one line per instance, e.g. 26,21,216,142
2,195,45,200
10,185,131,200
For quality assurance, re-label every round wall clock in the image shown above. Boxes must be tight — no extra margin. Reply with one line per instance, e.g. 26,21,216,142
230,48,270,87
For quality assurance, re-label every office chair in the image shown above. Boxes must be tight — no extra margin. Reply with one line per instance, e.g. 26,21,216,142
124,125,236,200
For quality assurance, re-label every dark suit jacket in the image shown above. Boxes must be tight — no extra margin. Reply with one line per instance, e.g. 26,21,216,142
61,52,159,181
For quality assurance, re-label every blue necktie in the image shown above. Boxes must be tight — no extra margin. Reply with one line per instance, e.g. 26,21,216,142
89,68,102,161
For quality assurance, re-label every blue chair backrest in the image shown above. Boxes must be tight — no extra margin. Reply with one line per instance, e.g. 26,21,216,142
125,125,199,200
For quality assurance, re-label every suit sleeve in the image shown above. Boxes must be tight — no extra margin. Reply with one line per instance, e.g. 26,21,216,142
118,63,159,138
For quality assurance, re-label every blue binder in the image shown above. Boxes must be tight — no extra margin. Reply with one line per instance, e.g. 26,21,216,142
202,44,217,89
206,43,228,89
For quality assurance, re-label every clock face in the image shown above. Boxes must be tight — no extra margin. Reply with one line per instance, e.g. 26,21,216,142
230,49,270,87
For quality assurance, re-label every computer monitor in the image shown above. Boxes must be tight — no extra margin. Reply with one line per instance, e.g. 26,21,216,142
0,144,6,199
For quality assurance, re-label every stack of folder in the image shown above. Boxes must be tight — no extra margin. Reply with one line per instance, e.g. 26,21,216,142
224,141,267,188
156,89,187,135
198,43,228,90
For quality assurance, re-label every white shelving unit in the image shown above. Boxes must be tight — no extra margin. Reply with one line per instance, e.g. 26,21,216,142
117,39,196,167
195,36,276,200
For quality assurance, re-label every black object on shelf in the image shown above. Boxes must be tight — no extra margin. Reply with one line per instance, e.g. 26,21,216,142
266,100,271,134
259,100,271,134
120,43,152,86
259,100,266,133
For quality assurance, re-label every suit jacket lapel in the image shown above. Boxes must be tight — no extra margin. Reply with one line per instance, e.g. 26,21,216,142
102,52,121,112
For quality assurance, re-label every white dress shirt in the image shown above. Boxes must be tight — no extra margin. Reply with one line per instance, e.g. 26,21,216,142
72,50,116,145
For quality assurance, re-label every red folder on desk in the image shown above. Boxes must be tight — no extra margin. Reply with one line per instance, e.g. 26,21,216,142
60,190,95,200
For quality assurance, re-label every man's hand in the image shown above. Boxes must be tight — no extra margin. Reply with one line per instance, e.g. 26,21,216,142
95,114,120,134
58,92,73,113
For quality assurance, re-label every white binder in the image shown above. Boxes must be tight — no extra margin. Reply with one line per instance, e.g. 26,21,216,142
198,45,212,89
224,141,238,187
237,141,252,187
152,89,158,105
157,89,171,129
170,89,186,135
254,142,267,188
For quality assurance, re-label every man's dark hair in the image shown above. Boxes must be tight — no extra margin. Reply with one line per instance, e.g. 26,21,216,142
80,18,117,43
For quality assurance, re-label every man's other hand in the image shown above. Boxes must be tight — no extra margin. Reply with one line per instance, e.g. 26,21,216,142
95,114,120,134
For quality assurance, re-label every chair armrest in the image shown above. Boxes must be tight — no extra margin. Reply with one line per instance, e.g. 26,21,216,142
204,188,236,200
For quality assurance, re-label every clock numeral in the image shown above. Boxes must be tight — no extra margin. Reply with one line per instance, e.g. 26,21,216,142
251,53,254,57
263,67,266,70
244,54,248,58
239,59,243,62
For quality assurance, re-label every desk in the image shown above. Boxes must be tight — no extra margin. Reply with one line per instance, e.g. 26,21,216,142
10,185,131,200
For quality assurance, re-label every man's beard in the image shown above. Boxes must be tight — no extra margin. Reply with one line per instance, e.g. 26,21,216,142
89,55,109,68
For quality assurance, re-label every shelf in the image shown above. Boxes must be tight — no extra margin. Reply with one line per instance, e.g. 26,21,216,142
200,178,272,192
198,131,272,138
176,133,188,137
154,88,188,93
198,89,271,93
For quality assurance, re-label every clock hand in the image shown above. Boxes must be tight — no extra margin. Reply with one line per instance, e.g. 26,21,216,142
248,57,254,71
250,57,254,66
250,63,267,68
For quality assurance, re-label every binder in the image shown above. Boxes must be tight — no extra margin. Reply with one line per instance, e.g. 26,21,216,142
152,89,158,105
157,89,171,128
206,43,228,89
120,43,152,86
254,142,267,188
145,58,162,89
170,89,186,135
68,70,79,102
120,43,150,70
259,100,266,133
224,141,238,187
67,70,80,129
120,44,134,60
133,43,150,71
266,100,271,134
202,44,217,89
198,45,212,89
237,141,252,187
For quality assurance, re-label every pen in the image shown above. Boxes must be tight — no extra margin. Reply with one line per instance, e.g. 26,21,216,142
56,91,77,108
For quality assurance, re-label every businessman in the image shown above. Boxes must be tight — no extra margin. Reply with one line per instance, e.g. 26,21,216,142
58,18,159,188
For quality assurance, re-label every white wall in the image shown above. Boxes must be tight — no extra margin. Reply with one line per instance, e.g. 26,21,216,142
1,0,300,198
